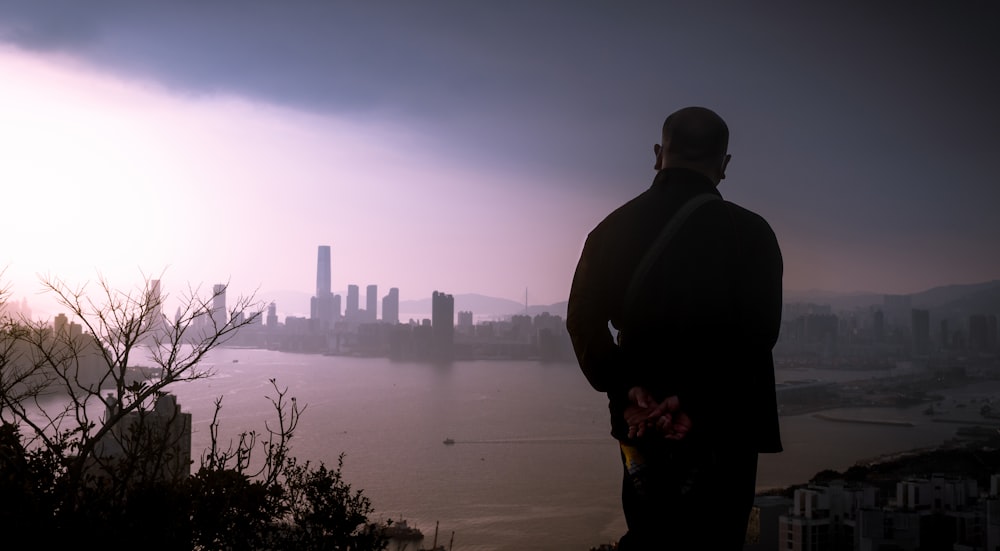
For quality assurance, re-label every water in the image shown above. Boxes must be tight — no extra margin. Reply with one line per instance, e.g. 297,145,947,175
136,349,992,550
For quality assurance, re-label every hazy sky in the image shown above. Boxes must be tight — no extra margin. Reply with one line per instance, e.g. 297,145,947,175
1,1,998,318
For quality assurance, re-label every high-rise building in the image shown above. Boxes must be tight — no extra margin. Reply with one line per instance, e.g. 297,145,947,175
311,294,336,329
970,314,999,352
346,285,360,321
873,309,885,342
93,393,192,481
432,291,454,360
883,294,913,332
149,279,164,334
141,279,166,345
311,246,337,331
54,313,68,334
366,284,378,323
266,302,278,327
457,310,474,334
912,309,931,355
212,284,227,328
382,288,399,325
316,245,332,298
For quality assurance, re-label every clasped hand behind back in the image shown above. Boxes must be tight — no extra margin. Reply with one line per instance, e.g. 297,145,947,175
624,386,692,441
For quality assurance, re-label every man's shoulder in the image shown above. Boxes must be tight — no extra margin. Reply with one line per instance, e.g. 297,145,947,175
718,200,777,236
588,188,659,238
713,200,782,261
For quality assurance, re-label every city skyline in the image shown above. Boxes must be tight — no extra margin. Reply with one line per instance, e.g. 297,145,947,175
1,3,998,313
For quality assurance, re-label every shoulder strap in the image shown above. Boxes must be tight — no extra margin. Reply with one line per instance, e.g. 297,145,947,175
622,193,721,316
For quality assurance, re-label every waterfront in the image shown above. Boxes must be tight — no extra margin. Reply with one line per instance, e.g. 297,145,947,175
155,349,996,551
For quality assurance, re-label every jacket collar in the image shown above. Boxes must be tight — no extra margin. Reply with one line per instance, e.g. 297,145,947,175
651,167,722,197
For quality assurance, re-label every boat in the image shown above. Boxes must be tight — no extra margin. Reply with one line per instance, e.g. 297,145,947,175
443,438,455,445
377,519,424,541
419,521,453,551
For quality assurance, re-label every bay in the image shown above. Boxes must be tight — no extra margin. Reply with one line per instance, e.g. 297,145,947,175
145,349,990,551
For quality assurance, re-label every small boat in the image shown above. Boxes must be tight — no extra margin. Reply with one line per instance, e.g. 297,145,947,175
443,438,455,445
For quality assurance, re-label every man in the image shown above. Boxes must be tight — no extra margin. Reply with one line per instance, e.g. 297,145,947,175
566,106,782,549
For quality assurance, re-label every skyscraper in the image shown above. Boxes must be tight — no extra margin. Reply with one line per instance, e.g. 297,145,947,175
212,284,227,329
311,245,337,330
883,294,912,332
346,285,360,322
316,245,331,298
366,284,378,323
457,310,473,334
382,287,399,325
432,290,454,360
142,279,166,344
266,302,278,327
911,309,930,355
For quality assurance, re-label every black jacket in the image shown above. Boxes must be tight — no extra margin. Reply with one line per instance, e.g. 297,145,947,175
567,167,783,453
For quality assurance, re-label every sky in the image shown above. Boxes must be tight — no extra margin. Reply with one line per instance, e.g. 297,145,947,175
1,1,998,319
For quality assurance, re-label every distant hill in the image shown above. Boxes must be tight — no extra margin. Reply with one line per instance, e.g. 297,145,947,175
783,289,882,311
256,289,312,318
926,282,1000,324
398,294,567,320
784,280,1000,324
911,280,1000,311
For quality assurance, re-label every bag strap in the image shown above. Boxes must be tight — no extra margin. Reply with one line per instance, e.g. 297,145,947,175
622,193,721,317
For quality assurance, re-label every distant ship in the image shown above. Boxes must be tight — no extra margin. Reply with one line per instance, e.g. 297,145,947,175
378,519,424,541
443,438,455,445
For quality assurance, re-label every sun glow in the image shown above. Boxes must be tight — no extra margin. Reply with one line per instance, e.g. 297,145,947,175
0,45,595,320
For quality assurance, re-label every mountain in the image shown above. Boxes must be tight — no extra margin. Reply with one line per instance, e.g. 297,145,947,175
926,282,1000,324
783,280,1000,333
783,280,1000,315
398,293,567,320
257,289,312,317
911,280,1000,310
782,289,882,312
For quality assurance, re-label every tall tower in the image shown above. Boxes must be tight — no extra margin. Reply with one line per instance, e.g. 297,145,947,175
266,302,278,327
311,245,336,330
366,284,378,323
316,245,331,298
142,279,167,344
432,290,454,361
346,285,360,322
149,279,164,333
212,284,227,328
382,287,399,325
911,309,931,355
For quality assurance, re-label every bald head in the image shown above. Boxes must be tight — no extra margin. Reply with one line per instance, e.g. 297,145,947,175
655,106,731,183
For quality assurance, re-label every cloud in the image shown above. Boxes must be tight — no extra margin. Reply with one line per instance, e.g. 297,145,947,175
1,1,999,295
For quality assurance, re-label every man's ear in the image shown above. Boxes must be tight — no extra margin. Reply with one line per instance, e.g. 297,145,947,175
719,153,732,180
653,144,663,171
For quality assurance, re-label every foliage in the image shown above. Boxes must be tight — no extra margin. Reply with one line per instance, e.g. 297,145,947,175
274,455,386,550
0,276,388,550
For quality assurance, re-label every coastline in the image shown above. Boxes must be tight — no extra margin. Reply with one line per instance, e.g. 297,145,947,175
811,413,915,427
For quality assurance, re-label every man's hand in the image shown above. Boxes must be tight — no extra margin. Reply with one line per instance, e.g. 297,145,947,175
624,387,691,440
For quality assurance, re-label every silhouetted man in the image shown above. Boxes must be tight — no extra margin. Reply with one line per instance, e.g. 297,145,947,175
567,106,782,550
